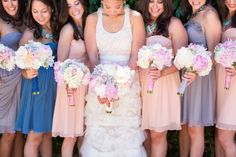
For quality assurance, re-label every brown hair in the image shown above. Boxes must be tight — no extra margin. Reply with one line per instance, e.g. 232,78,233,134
58,0,88,40
24,0,60,40
136,0,173,37
217,0,236,27
0,0,25,26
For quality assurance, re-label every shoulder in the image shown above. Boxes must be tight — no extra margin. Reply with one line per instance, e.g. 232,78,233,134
203,5,220,22
169,17,185,32
20,28,35,45
169,17,184,28
86,12,98,25
130,9,143,20
129,9,144,25
60,23,74,36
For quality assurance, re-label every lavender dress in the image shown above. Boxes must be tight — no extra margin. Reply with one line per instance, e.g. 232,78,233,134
0,32,22,133
181,21,216,127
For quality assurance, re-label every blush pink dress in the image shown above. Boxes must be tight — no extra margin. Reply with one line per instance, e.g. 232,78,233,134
52,39,88,137
140,35,181,132
216,28,236,130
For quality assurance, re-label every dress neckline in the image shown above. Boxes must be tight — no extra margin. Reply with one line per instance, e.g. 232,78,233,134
0,32,21,39
99,7,129,34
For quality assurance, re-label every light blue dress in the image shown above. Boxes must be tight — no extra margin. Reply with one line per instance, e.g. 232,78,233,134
15,42,57,134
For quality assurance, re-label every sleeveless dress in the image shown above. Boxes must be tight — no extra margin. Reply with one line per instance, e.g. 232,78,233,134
140,35,181,132
80,7,146,157
0,32,22,133
52,39,87,137
216,28,236,130
15,42,57,134
181,21,216,127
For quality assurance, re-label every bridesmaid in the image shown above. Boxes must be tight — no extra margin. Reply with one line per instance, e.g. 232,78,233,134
0,0,25,157
137,0,187,156
179,0,221,157
15,0,59,156
52,0,89,156
216,0,236,157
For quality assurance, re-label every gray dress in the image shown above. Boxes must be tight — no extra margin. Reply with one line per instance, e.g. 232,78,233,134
0,32,22,133
181,21,216,127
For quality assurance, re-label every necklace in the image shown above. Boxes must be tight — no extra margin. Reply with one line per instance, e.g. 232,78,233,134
189,4,206,19
223,18,232,27
146,22,157,36
41,29,54,40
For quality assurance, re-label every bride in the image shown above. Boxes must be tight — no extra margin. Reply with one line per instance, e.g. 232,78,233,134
80,0,147,156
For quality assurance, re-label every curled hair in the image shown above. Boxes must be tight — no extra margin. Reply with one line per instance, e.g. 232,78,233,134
0,0,25,26
58,0,88,40
136,0,173,37
24,0,60,40
180,0,211,23
217,0,236,27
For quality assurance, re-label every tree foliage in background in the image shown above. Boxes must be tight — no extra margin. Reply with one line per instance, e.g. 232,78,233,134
88,0,182,13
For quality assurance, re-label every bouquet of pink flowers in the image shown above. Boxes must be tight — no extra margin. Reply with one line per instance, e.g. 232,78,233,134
0,43,15,71
137,43,173,93
89,64,135,113
15,40,54,95
214,40,236,89
174,43,212,95
54,59,90,106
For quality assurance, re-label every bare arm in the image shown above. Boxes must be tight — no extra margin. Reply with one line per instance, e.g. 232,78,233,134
57,24,74,62
19,29,38,79
129,10,145,70
84,13,99,70
161,17,188,77
19,28,34,46
204,9,221,54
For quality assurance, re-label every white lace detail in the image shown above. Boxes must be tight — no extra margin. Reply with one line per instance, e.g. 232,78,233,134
81,8,146,156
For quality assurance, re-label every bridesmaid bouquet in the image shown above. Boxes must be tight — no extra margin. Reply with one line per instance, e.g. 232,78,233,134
15,40,54,95
0,43,15,71
137,43,173,93
89,64,135,113
174,43,212,95
214,40,236,89
54,59,90,106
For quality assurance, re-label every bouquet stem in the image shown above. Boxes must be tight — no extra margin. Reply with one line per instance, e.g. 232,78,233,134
147,75,154,93
177,79,188,96
224,73,232,90
105,101,113,114
32,76,40,95
68,92,75,106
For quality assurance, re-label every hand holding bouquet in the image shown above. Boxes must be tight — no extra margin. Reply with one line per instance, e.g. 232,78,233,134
89,64,135,113
137,43,173,93
15,40,54,95
174,44,212,95
54,59,90,106
214,40,236,89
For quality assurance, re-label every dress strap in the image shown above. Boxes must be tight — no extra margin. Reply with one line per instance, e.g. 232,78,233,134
123,6,131,28
96,8,103,28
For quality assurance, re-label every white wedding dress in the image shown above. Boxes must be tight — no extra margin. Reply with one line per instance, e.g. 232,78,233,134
80,7,146,157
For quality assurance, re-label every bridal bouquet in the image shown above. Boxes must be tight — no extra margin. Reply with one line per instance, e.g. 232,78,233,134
89,64,135,113
214,40,236,89
174,43,212,95
15,40,54,95
54,59,90,106
137,43,173,93
0,43,15,71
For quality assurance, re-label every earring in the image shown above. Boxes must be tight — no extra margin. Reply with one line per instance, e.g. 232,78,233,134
123,0,126,6
101,0,103,8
